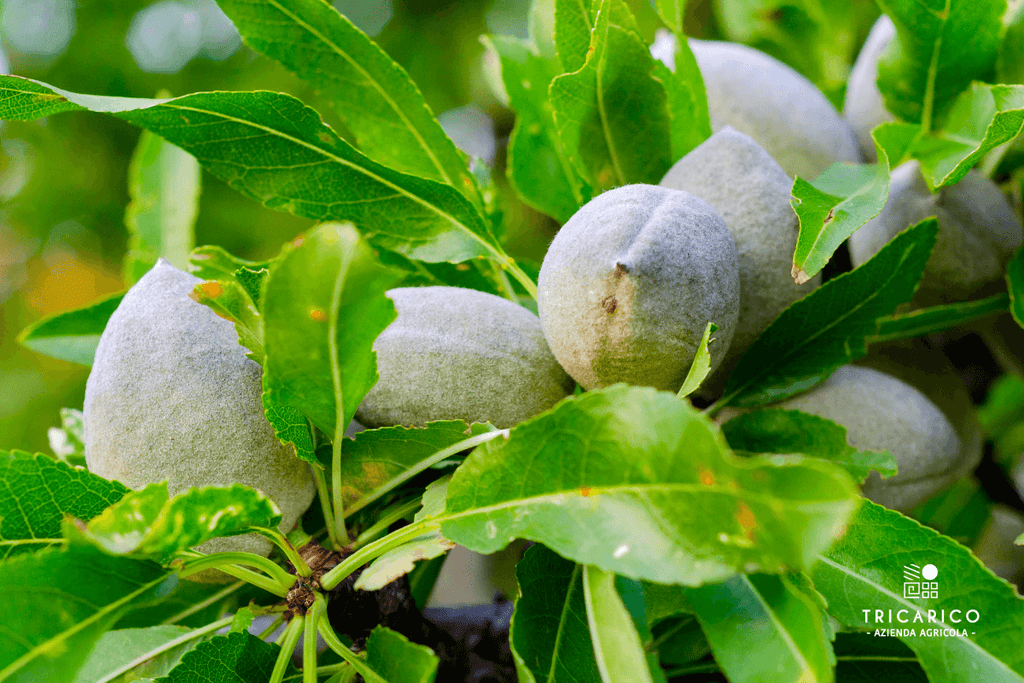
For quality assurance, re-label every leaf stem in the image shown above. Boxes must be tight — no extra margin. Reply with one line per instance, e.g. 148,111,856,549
345,427,507,516
353,497,423,548
332,434,349,546
94,615,235,683
258,613,287,640
162,580,245,625
270,615,305,683
311,464,342,551
256,527,312,577
320,519,438,591
176,551,296,596
304,595,325,683
315,595,384,682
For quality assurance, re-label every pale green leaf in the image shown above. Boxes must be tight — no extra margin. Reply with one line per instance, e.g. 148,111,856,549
17,290,126,367
124,129,199,284
677,322,717,398
583,565,654,683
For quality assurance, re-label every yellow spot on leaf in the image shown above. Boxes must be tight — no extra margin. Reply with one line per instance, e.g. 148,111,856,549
699,470,715,486
201,281,222,298
311,309,328,322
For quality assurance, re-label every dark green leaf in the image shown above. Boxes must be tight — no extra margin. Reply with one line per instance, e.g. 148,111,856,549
262,222,403,442
0,546,171,681
363,626,439,683
790,121,918,283
685,572,834,683
649,614,710,666
156,631,294,683
720,218,937,409
1009,246,1024,329
652,36,712,163
875,0,1002,126
550,0,673,192
215,0,481,209
510,544,601,683
262,396,317,466
16,290,126,366
441,385,859,585
811,501,1024,683
677,322,718,398
911,477,991,546
999,1,1024,85
489,35,589,223
978,374,1024,471
0,77,500,264
642,581,692,625
833,633,927,682
913,83,1024,189
123,129,199,284
47,407,86,468
0,450,129,559
70,483,282,559
869,292,1009,343
583,565,654,682
71,625,195,683
722,408,897,482
335,420,497,516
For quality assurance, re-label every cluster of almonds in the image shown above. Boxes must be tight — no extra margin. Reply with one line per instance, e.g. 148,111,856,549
83,34,1021,577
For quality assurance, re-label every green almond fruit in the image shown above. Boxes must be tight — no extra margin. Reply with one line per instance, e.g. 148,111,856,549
537,184,740,392
355,286,574,429
84,259,315,570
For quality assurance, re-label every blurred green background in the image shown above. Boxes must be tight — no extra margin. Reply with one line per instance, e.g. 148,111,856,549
0,0,878,454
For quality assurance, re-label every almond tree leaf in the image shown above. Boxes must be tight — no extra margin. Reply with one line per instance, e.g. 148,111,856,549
684,573,835,683
156,631,295,683
810,501,1024,683
914,83,1024,190
653,0,685,34
0,546,172,682
677,322,717,398
16,290,126,366
833,633,927,682
652,37,712,163
510,543,602,683
363,626,439,683
0,450,129,559
441,385,859,585
550,0,673,193
721,409,897,482
0,77,500,264
488,35,589,223
554,0,597,72
47,407,87,468
869,292,1009,343
1008,246,1024,329
69,483,282,560
583,565,655,683
190,279,264,363
875,0,1002,126
123,128,200,284
790,121,919,284
721,218,937,409
353,533,455,592
215,0,481,209
261,222,404,444
335,420,498,516
262,397,317,466
188,246,272,285
70,625,195,683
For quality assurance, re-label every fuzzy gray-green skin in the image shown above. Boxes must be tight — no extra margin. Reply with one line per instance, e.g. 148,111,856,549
84,259,315,562
660,127,819,394
537,184,740,392
689,39,862,180
848,160,1024,304
843,15,897,161
355,286,574,429
775,365,963,512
